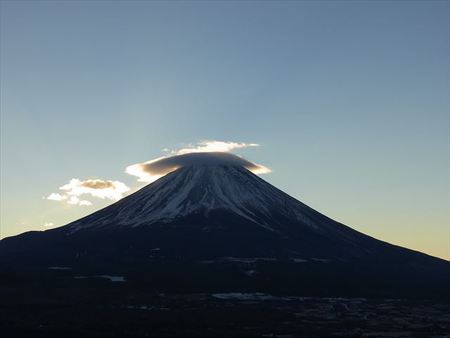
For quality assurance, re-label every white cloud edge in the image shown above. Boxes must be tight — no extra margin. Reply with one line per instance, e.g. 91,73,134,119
46,140,270,206
47,178,129,206
126,140,271,183
170,140,260,155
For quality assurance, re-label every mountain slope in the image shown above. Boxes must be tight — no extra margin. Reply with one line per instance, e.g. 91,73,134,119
1,160,449,297
1,164,447,267
67,165,352,237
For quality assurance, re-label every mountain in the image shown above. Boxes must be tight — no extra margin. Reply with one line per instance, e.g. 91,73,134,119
1,156,449,297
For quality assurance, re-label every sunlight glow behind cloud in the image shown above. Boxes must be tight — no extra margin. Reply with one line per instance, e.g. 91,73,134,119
45,141,269,206
126,140,271,183
170,140,259,155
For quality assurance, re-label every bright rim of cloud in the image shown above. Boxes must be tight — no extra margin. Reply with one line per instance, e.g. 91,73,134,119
126,140,271,183
169,140,260,155
47,178,129,206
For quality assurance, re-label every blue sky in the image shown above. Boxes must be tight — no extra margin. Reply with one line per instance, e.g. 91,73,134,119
1,1,449,259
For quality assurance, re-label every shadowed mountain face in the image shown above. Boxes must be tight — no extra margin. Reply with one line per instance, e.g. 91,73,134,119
1,163,449,297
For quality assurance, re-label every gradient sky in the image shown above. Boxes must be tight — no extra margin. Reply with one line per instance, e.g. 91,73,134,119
1,1,449,260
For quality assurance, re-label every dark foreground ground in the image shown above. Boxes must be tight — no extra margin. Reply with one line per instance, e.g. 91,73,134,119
1,274,450,338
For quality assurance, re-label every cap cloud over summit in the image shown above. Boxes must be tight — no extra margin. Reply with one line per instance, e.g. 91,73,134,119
126,152,271,183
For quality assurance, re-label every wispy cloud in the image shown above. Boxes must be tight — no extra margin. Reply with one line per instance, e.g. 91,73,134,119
43,222,54,227
47,178,129,206
126,140,270,183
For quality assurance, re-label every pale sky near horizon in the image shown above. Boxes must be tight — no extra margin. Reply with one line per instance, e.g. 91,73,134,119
1,1,449,260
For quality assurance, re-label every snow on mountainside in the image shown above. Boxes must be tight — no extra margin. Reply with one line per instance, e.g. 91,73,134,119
68,165,320,233
2,152,449,272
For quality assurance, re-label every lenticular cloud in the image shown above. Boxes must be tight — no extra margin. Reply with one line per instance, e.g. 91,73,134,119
126,146,271,183
168,140,259,155
46,140,270,206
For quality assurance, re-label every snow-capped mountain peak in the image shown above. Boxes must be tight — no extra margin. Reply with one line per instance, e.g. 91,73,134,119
68,164,317,232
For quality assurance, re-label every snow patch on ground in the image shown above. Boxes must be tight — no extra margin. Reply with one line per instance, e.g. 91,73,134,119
73,275,126,282
126,305,169,311
212,293,290,301
223,257,277,263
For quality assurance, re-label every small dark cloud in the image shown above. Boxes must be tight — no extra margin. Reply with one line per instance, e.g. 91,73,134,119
80,179,115,190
